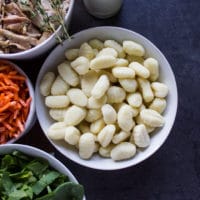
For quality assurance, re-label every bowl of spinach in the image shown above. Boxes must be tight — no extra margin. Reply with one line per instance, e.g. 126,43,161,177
0,144,85,200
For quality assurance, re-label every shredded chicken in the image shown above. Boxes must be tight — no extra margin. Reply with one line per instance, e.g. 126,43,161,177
0,28,37,49
38,31,51,44
0,0,70,54
2,15,30,24
5,2,26,17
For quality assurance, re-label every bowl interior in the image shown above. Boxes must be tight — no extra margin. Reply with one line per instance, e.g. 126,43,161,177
35,26,178,170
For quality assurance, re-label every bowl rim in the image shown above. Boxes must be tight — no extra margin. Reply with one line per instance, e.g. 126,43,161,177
0,59,36,144
0,0,75,59
35,26,178,170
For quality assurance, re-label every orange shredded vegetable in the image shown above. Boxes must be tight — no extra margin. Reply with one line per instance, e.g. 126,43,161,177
0,62,31,144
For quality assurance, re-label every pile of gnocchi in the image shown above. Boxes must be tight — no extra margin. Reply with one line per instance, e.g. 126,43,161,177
40,39,169,161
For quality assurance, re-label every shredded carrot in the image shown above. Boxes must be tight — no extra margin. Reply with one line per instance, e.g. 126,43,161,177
0,61,32,144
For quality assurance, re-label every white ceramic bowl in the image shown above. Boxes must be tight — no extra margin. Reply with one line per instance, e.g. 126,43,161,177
0,60,36,144
35,26,178,170
0,144,86,200
0,0,74,60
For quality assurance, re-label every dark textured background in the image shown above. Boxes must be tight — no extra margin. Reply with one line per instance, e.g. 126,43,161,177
16,0,200,199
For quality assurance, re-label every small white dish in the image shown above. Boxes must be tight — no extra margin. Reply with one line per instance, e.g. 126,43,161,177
35,26,178,170
0,0,74,60
0,60,36,144
0,144,86,199
83,0,123,19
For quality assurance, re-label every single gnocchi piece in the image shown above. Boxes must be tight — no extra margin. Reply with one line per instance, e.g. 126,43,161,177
112,67,135,79
132,124,150,148
101,104,117,124
47,122,66,140
90,55,117,70
97,124,116,147
115,58,129,66
117,104,135,132
104,40,125,58
127,92,142,108
112,131,131,144
119,78,138,93
79,42,94,60
140,109,165,127
40,72,55,96
91,75,110,99
138,78,154,103
139,104,146,112
57,62,79,86
90,118,105,134
113,103,138,117
64,105,87,126
85,109,102,123
151,82,169,98
67,88,88,107
79,133,95,159
97,70,117,83
149,98,167,114
123,40,145,57
143,58,159,81
64,126,81,145
51,75,69,95
45,95,70,108
87,95,107,109
129,62,150,79
107,86,126,103
49,108,68,121
97,47,118,58
71,56,90,75
65,49,79,61
111,142,136,161
99,144,114,158
88,39,104,50
81,70,99,97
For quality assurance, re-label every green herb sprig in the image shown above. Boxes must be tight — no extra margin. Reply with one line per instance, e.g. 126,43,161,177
35,0,70,44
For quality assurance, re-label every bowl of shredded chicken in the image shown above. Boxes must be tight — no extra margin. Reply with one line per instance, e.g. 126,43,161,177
0,0,74,59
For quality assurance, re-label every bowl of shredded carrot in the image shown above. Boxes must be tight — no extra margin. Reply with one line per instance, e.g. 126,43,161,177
0,60,35,144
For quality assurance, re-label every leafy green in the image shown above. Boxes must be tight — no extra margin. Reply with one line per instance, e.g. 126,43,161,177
32,171,60,195
25,159,49,177
0,151,84,200
2,172,14,194
54,182,84,200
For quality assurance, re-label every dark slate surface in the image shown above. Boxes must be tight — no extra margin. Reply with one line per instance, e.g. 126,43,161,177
17,0,200,199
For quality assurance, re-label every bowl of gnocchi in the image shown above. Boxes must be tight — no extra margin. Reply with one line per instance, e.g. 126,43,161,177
35,26,178,170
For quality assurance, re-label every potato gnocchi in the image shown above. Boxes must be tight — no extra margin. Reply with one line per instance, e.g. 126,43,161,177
40,38,169,161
